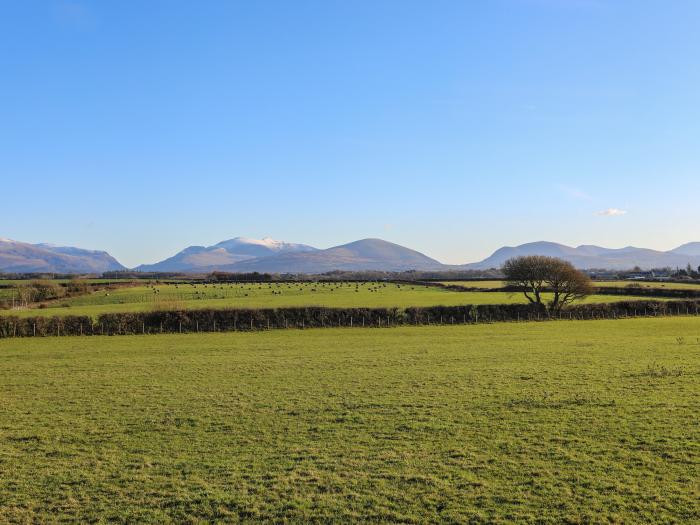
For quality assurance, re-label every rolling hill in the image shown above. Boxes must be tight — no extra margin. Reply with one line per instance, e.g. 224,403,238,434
5,235,700,274
0,238,125,273
216,238,445,273
670,242,700,257
136,237,318,272
464,241,700,270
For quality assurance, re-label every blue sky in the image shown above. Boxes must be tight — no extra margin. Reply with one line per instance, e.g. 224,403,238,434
2,1,699,267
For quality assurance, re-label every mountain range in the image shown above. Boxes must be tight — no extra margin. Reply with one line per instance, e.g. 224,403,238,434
2,236,700,274
0,238,125,273
136,237,443,273
136,237,317,272
461,241,700,271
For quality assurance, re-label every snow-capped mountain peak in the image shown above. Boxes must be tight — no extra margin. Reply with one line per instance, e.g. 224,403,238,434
136,237,318,272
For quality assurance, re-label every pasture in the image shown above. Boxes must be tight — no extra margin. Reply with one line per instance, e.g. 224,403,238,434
1,318,698,523
441,279,700,290
1,281,654,319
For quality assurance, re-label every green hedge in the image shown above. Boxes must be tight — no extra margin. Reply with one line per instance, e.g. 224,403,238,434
593,287,700,299
1,300,699,338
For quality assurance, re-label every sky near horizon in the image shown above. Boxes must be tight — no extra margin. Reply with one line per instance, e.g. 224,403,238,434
2,1,699,268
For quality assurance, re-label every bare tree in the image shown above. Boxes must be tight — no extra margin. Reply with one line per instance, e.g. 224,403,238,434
503,255,593,312
16,284,34,308
545,259,594,311
502,255,549,306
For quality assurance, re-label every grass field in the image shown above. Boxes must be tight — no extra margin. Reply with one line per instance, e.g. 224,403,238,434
442,279,700,290
0,288,15,300
1,318,698,522
1,281,652,319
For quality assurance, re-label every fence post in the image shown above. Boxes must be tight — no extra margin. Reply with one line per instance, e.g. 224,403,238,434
33,323,36,337
179,321,182,333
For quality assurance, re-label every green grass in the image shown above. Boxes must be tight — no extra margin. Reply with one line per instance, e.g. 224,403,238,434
442,279,700,290
1,282,659,319
0,288,16,300
1,318,699,522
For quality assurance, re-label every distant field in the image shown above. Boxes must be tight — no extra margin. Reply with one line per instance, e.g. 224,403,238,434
441,279,700,291
1,318,698,522
0,288,15,300
0,282,654,319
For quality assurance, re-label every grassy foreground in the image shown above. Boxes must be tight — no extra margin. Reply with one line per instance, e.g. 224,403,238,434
1,319,699,523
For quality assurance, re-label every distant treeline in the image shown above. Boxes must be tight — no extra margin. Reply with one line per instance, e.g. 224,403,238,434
3,300,700,338
0,272,102,281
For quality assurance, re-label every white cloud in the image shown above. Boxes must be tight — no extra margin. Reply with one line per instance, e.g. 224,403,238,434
595,208,627,217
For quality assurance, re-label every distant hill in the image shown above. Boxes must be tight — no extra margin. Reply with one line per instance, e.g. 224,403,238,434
669,242,700,257
136,237,318,272
464,241,700,270
5,235,700,274
0,238,125,273
217,238,445,273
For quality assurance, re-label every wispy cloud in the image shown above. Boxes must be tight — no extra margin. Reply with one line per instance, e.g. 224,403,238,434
558,184,591,200
595,208,627,217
